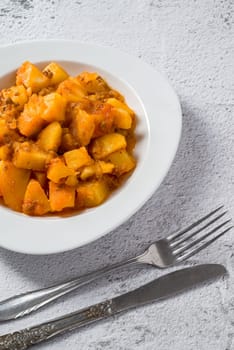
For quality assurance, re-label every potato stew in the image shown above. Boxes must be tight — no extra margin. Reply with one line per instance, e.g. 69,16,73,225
0,61,136,215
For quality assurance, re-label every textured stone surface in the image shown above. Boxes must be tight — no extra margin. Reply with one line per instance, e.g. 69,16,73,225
0,0,233,349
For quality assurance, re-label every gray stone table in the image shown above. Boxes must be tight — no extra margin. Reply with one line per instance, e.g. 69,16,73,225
0,0,233,349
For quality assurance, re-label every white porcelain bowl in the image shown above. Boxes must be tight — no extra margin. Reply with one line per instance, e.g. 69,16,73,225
0,40,182,255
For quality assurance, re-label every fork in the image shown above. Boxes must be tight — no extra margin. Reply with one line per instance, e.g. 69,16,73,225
0,206,232,322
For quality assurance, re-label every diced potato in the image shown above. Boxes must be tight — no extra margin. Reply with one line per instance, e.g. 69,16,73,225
78,72,98,83
17,94,45,137
105,149,136,175
99,160,114,174
92,104,114,138
78,72,109,93
107,89,125,102
41,92,67,122
0,160,30,211
0,144,11,160
16,61,49,92
22,179,50,216
65,175,79,187
43,62,69,86
64,147,93,170
18,112,44,137
76,180,109,208
70,109,95,146
106,98,134,116
13,142,51,171
57,77,86,103
112,108,132,129
49,181,75,212
47,157,75,183
79,164,97,180
80,161,114,181
37,121,62,152
90,133,127,160
33,171,47,188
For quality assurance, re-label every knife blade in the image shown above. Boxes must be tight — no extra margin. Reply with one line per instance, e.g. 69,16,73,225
0,264,226,350
115,263,226,312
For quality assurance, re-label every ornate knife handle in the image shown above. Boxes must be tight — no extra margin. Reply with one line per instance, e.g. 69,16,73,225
0,300,114,350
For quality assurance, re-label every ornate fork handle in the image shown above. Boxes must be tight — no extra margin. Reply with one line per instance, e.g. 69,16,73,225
0,300,114,350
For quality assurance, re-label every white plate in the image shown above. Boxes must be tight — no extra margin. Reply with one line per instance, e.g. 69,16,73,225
0,40,182,255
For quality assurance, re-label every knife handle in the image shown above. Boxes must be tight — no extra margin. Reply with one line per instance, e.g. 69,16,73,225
0,300,115,350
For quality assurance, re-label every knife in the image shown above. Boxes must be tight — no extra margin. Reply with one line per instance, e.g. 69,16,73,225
0,264,226,350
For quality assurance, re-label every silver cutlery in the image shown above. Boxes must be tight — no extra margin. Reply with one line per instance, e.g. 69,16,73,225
0,206,232,322
0,264,227,350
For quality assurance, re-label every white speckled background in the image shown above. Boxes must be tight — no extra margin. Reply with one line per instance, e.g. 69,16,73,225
0,0,234,349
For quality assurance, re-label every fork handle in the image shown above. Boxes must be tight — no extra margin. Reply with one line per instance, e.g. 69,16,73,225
0,255,142,322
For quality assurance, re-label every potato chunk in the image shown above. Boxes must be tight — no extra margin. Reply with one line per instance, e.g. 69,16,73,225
112,108,132,129
17,94,45,137
70,109,95,146
49,182,75,212
16,61,49,92
13,142,51,171
107,98,133,129
64,147,93,170
65,175,79,187
47,157,75,183
18,92,66,138
0,160,30,211
99,160,114,174
37,121,62,152
77,72,110,94
76,180,109,208
43,62,69,85
79,164,97,181
106,98,134,115
105,149,136,175
57,77,85,102
92,104,114,138
90,133,127,160
41,92,66,122
23,179,50,216
80,161,114,180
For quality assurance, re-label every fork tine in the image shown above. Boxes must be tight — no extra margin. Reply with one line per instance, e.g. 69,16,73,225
169,211,227,248
176,226,233,262
172,219,232,256
167,205,224,242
